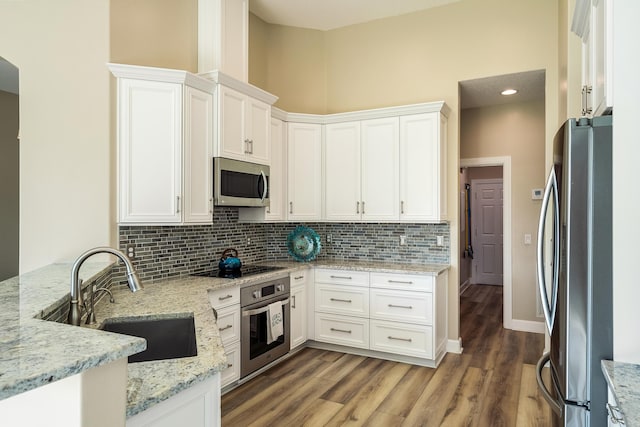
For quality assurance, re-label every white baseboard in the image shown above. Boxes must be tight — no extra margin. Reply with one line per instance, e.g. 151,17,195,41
446,338,463,354
507,319,545,334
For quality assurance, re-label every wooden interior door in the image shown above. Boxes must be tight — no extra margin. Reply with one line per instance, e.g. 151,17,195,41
472,179,504,285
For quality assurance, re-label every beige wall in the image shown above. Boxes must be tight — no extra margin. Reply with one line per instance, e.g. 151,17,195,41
110,0,198,72
0,0,112,272
461,101,546,322
251,0,558,339
0,90,19,280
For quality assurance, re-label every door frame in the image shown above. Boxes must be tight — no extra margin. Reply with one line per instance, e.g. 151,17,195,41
470,178,504,286
460,156,514,330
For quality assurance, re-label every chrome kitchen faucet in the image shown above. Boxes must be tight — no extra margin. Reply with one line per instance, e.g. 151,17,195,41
67,247,143,326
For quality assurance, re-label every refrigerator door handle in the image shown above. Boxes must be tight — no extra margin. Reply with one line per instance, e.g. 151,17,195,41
536,168,560,334
536,352,563,416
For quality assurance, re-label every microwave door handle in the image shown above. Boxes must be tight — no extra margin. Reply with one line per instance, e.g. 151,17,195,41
537,168,558,334
260,170,268,202
536,353,563,416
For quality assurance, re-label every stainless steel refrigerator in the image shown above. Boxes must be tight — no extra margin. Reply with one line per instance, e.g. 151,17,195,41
535,116,613,426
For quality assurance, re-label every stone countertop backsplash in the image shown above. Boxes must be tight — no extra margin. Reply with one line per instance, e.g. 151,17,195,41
0,257,448,419
602,360,640,426
0,263,145,402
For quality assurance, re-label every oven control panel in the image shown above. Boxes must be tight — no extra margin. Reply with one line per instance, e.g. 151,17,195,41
240,277,290,306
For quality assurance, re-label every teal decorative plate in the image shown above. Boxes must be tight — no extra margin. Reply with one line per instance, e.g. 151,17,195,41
287,225,321,262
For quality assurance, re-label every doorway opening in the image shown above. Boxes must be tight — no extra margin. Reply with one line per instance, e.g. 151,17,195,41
0,56,19,280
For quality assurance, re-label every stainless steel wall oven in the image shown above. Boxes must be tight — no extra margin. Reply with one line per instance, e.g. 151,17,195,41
240,276,290,378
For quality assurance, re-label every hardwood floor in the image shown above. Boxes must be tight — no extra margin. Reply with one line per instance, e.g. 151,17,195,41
222,284,552,426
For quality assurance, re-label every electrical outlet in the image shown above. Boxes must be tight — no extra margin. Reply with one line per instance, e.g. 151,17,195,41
400,235,407,246
247,237,251,245
436,235,444,247
327,234,332,243
126,244,135,260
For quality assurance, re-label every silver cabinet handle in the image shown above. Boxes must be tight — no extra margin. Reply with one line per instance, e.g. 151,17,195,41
209,198,213,214
330,298,352,303
219,324,233,331
218,295,233,301
581,85,593,116
362,201,365,214
289,201,293,214
388,336,412,342
401,200,405,214
244,138,251,154
388,304,413,309
292,295,296,309
330,275,352,280
294,275,304,280
356,201,360,214
388,279,413,284
330,328,352,334
226,363,233,369
176,196,180,213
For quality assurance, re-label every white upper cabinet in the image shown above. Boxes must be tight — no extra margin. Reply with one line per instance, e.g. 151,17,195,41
573,0,613,116
288,122,322,221
216,85,271,165
400,113,447,222
266,117,287,221
361,117,400,221
110,64,215,225
324,122,361,221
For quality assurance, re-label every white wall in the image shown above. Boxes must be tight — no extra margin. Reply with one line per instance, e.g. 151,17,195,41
612,2,640,364
0,0,112,272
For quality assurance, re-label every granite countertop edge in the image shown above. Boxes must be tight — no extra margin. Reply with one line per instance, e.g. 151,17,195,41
601,359,640,426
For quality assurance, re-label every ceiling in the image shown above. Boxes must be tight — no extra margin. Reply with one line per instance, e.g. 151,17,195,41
0,57,19,95
250,0,461,31
459,70,545,110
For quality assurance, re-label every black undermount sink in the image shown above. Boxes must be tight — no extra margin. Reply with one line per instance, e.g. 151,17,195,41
100,315,198,363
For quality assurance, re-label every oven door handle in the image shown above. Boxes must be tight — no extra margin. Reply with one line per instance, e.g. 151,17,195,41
242,298,290,317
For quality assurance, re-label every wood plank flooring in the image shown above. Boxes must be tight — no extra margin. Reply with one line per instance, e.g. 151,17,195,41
222,284,552,426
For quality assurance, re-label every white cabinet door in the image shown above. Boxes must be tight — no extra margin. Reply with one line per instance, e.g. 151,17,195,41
291,284,307,349
361,117,399,221
324,122,361,221
217,85,247,160
266,118,286,221
246,97,270,164
118,78,182,223
400,113,445,222
183,86,214,223
287,122,322,221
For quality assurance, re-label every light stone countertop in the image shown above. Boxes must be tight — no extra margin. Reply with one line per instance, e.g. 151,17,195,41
0,263,145,401
602,360,640,426
0,258,448,418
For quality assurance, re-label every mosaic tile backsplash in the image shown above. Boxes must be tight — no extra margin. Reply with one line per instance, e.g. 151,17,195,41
115,207,449,285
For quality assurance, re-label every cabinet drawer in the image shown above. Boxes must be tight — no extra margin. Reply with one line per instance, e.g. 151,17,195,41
370,320,433,359
208,286,240,309
370,288,433,325
314,313,369,349
290,269,309,287
215,305,240,345
221,341,240,388
370,272,433,292
315,269,369,287
315,283,369,317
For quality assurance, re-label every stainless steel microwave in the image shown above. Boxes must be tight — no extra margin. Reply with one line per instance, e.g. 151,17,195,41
213,157,270,207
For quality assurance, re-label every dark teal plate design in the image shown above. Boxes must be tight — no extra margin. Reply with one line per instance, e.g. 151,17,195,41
287,225,321,262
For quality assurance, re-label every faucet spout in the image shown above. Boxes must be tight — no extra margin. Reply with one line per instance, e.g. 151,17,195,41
68,247,143,326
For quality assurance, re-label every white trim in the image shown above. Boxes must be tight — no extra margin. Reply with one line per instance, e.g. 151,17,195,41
460,157,513,330
510,319,545,334
108,63,216,93
446,338,463,354
198,69,278,105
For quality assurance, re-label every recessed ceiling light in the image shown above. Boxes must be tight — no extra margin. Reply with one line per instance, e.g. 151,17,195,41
501,89,518,96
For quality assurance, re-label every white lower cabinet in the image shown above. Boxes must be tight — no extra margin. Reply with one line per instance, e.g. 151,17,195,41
290,270,309,350
208,286,241,389
312,267,448,367
127,374,220,427
220,341,240,388
314,313,370,349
